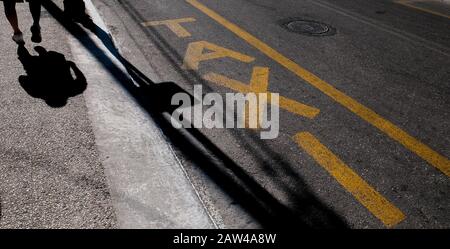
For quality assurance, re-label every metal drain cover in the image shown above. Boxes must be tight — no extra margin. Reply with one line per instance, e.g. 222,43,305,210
284,20,333,36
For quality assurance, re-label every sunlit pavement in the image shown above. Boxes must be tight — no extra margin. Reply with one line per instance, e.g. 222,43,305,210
0,0,449,229
99,0,449,229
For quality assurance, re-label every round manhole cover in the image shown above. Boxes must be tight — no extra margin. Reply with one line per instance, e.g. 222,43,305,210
283,19,334,36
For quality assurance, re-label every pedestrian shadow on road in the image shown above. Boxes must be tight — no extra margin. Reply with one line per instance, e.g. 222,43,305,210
17,45,87,108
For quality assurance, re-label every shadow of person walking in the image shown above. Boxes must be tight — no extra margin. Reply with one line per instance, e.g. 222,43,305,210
63,0,94,28
17,45,87,108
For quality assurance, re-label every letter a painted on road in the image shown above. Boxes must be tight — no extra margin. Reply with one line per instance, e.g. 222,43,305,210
182,41,255,70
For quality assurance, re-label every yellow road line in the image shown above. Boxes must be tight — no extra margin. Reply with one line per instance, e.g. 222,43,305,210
294,132,406,227
142,17,197,37
396,1,450,19
182,40,255,70
186,0,450,177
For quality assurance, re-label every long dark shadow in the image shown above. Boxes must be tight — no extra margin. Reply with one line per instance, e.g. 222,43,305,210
41,0,348,228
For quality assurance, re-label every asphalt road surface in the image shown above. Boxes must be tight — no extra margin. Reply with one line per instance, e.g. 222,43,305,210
96,0,450,229
1,0,449,229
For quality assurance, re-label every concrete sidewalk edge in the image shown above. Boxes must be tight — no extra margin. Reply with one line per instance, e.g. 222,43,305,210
70,0,218,228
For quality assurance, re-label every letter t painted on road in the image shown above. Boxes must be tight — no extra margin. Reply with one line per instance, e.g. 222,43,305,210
142,18,197,37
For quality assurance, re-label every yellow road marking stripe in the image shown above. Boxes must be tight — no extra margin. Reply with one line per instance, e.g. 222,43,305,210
142,17,197,37
396,1,450,19
182,40,255,70
294,132,406,227
186,0,450,177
